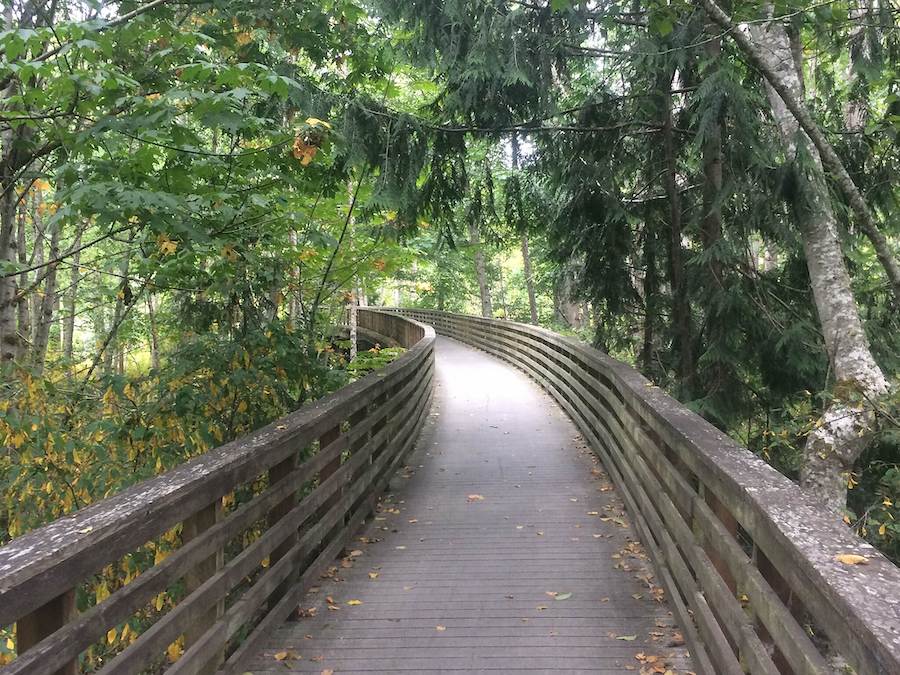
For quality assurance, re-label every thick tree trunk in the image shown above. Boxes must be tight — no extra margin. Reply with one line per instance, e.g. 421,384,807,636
750,12,888,512
62,230,82,361
468,219,492,318
700,0,900,306
521,235,538,324
660,72,694,396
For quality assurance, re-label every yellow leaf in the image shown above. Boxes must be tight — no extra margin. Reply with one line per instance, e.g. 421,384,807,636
167,639,183,663
6,638,14,650
305,117,332,129
835,553,869,565
106,627,117,645
879,523,887,536
347,599,362,606
155,593,165,611
235,31,252,46
274,650,299,661
466,494,485,502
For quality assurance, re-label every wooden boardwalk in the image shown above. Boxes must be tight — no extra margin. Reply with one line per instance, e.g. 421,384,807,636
244,336,693,674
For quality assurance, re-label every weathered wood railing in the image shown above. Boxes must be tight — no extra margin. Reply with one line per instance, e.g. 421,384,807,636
387,308,900,675
0,310,434,675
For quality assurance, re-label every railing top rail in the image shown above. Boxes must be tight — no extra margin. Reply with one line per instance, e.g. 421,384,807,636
0,310,434,625
389,307,900,672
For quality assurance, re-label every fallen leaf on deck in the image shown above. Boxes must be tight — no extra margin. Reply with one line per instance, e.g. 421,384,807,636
554,592,572,600
835,553,869,565
467,494,485,502
274,650,299,661
436,625,446,631
349,549,363,557
347,599,362,606
616,634,638,641
368,571,379,579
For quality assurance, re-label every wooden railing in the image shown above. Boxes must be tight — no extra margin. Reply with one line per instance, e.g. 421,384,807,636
0,310,434,675
387,308,900,675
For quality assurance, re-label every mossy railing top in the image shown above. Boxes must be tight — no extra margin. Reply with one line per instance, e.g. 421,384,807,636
387,308,900,675
0,309,434,675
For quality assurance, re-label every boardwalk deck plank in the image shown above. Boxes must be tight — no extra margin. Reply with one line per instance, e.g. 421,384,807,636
241,337,693,674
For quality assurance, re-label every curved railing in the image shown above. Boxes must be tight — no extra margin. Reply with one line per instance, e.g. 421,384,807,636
387,308,900,675
0,309,434,675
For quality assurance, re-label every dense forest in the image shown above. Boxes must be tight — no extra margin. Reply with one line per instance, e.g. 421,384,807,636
1,0,898,665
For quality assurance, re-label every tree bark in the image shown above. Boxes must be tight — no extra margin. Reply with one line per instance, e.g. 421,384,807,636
468,219,492,318
62,230,81,361
747,9,888,512
641,225,657,374
521,235,538,324
32,195,59,374
146,293,160,370
510,133,538,324
660,71,694,396
700,0,900,306
15,196,29,361
700,16,729,397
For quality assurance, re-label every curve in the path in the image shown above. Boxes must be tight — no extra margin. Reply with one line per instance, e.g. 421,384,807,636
243,336,694,674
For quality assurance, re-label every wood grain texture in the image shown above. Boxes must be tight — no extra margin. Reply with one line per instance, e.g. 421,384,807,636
242,337,693,674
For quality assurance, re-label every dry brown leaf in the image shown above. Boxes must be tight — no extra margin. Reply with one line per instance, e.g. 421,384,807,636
835,553,869,565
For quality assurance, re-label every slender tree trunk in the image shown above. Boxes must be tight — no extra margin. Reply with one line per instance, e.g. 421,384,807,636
749,11,888,512
641,225,657,374
521,235,538,324
146,293,160,371
510,133,538,324
0,185,18,363
29,192,44,341
32,204,59,375
15,198,29,361
468,219,492,317
106,249,132,376
844,1,871,132
700,0,900,306
660,72,694,396
497,261,509,319
62,230,82,361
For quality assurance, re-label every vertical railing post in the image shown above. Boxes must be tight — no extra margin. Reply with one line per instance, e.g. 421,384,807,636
16,591,77,675
316,425,343,542
182,501,224,675
268,450,298,608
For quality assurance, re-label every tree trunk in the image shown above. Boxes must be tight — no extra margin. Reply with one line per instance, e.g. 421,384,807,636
62,230,82,361
700,18,729,397
750,11,888,512
0,185,17,364
641,225,657,374
146,293,160,371
468,219,492,318
510,133,538,324
660,71,694,396
521,235,538,324
32,199,59,375
15,197,29,361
